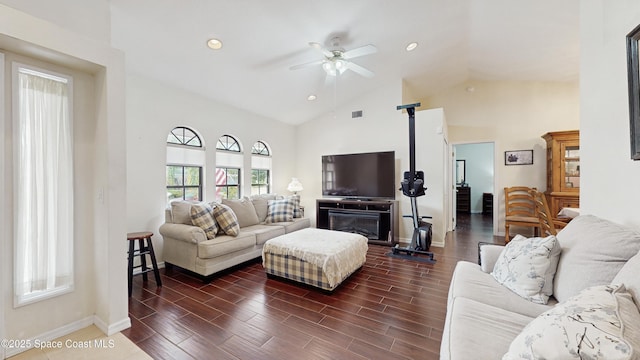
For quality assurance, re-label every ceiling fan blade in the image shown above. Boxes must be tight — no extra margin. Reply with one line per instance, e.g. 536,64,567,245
347,62,375,78
309,42,334,58
343,44,377,59
289,59,323,70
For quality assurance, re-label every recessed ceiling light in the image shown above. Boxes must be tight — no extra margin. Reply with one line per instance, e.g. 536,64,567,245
406,42,418,51
307,94,317,101
207,38,223,50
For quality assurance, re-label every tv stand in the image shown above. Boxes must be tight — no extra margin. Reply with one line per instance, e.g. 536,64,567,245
316,199,399,246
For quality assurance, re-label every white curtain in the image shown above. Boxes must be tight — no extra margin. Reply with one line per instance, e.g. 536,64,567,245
14,66,74,305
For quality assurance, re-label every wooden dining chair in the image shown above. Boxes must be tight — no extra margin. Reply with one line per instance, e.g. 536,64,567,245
529,189,567,236
504,186,539,242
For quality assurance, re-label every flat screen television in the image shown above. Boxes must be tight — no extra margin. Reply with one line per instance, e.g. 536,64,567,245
322,151,396,200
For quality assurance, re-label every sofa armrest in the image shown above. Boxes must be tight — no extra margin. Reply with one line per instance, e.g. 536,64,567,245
159,223,206,244
478,243,505,273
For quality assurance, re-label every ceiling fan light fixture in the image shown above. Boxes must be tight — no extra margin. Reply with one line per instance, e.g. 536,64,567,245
323,59,348,76
322,61,338,76
307,94,317,101
207,38,223,50
406,42,418,51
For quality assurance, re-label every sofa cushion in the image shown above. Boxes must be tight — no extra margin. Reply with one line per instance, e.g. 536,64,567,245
170,200,194,225
270,217,311,234
491,234,561,304
266,198,295,223
450,261,556,319
222,197,260,227
504,284,640,360
612,249,640,310
554,215,640,303
190,202,218,239
211,203,240,236
250,194,278,223
242,224,286,245
441,297,533,360
197,232,256,259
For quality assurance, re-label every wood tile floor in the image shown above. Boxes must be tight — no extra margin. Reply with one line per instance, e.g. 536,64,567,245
123,213,502,359
8,325,151,360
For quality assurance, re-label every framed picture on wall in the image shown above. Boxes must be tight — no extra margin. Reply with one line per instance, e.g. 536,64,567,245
626,23,640,160
504,150,533,166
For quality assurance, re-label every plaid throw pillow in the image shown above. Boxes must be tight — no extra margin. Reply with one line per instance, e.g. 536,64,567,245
211,203,240,236
190,203,218,239
286,195,302,218
266,198,295,223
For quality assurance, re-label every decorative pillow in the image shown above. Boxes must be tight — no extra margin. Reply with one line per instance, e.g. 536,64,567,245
553,215,640,303
170,200,194,225
210,203,240,236
503,284,640,360
612,249,640,311
250,194,278,223
266,198,295,223
190,202,218,239
491,234,562,304
222,197,260,227
285,195,302,218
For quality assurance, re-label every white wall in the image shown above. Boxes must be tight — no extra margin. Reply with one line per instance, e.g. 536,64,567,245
580,0,640,227
0,3,127,355
427,79,580,235
0,0,110,44
455,143,495,213
126,74,298,259
296,81,449,246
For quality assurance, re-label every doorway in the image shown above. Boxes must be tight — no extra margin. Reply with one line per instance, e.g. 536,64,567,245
452,142,495,233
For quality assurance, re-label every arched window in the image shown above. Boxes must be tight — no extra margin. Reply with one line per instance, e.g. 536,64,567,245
251,140,272,195
166,126,204,201
167,126,202,147
216,134,242,200
216,134,240,152
251,140,270,156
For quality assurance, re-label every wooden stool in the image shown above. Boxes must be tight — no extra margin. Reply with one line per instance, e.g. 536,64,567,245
127,231,162,296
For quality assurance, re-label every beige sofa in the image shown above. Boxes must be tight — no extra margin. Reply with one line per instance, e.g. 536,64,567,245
440,215,640,359
159,194,310,277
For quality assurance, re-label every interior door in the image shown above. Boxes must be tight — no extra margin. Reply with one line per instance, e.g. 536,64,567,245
451,145,457,231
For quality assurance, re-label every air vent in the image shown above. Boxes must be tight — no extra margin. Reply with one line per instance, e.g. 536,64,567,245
352,110,363,118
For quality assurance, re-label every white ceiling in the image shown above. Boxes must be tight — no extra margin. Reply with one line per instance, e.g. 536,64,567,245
109,0,579,125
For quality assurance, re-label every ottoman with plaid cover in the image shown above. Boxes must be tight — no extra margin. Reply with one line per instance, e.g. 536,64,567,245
262,228,368,291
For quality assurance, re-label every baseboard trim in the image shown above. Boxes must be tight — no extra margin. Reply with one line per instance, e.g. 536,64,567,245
4,316,94,358
94,315,131,336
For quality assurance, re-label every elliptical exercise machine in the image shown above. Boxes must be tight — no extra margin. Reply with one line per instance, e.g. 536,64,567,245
390,103,436,263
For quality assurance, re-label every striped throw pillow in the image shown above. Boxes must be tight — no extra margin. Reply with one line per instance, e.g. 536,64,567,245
190,202,218,239
266,198,295,223
211,203,240,236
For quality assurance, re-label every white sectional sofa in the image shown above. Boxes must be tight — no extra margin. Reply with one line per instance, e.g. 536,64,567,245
159,194,309,278
440,215,640,359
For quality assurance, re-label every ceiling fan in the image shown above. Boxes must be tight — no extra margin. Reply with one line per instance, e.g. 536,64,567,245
289,37,377,78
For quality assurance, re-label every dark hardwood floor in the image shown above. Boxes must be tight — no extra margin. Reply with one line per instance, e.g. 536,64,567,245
123,213,502,359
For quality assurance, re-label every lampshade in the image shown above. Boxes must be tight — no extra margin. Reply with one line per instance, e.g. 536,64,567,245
287,178,304,193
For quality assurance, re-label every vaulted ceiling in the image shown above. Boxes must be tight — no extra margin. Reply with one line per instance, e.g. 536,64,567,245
109,0,579,125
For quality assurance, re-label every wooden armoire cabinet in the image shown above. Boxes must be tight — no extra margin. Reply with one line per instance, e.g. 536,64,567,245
541,130,580,217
